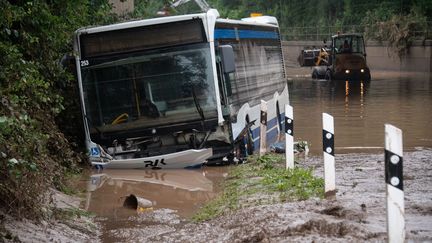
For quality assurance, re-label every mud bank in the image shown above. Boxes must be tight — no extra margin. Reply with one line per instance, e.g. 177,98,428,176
97,149,432,242
1,190,100,242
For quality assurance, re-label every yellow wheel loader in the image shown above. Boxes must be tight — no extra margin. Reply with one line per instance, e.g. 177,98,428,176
301,34,371,81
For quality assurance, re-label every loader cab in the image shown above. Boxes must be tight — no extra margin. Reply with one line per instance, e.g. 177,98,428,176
332,34,366,55
326,34,370,81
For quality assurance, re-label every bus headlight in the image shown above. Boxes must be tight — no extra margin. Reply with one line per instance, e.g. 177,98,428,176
361,69,365,73
345,69,350,74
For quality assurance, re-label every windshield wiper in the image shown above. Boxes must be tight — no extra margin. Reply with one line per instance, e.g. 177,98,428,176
191,86,205,121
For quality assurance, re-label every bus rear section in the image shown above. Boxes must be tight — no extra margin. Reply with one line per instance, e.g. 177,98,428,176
214,17,289,158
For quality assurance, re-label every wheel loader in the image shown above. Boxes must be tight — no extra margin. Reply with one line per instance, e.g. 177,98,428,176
299,33,371,81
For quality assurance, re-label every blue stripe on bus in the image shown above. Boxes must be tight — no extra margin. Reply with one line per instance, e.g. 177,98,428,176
254,138,260,151
252,127,260,140
267,117,278,130
250,115,280,139
215,29,279,40
252,127,279,152
267,127,279,144
250,116,280,152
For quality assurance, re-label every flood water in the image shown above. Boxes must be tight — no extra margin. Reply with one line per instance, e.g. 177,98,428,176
81,167,227,242
289,71,432,154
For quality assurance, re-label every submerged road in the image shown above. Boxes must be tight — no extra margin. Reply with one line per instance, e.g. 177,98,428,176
288,70,432,155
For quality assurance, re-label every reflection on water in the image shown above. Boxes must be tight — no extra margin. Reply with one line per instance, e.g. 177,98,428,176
84,168,227,218
289,72,432,154
82,167,228,242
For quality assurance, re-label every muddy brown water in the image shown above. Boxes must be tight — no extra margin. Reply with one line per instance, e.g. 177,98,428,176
289,70,432,154
81,167,227,242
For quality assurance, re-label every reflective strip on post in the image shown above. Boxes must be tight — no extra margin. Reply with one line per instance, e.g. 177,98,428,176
285,105,294,169
322,113,335,199
385,124,405,243
259,100,267,156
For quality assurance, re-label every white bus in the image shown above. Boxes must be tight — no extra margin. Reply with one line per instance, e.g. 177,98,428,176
73,9,289,169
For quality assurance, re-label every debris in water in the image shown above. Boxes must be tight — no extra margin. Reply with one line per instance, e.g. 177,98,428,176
123,194,153,212
269,141,309,155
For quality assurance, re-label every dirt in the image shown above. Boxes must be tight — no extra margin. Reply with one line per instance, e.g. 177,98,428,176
96,149,432,242
1,190,101,243
2,149,431,242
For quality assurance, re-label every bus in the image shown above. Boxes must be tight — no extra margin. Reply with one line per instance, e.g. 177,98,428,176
73,9,289,169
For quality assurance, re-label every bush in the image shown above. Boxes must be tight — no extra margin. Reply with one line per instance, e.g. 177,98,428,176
0,0,115,218
363,8,429,58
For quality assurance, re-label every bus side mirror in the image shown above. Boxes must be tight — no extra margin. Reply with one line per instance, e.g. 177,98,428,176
219,45,235,74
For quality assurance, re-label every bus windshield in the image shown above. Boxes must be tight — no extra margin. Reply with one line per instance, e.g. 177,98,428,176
334,35,365,54
81,42,217,137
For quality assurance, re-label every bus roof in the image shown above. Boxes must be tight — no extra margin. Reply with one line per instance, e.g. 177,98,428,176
216,17,278,28
75,12,208,35
75,10,278,36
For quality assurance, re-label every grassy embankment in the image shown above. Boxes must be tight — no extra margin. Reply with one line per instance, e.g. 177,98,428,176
0,0,116,220
193,153,324,221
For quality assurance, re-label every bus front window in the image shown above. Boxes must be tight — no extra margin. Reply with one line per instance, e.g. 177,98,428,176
81,43,217,136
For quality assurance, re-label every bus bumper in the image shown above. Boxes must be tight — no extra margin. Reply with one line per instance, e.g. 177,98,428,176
91,148,213,169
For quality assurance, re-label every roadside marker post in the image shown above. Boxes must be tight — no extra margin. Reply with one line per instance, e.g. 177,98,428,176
285,105,294,169
322,113,336,199
385,124,405,243
259,100,267,156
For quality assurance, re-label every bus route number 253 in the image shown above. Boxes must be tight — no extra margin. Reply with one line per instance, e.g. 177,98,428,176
80,60,89,67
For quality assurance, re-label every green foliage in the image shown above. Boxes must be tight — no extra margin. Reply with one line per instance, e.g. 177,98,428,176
193,154,324,221
261,167,324,201
133,0,431,46
257,153,280,170
362,7,429,57
0,112,59,217
0,0,117,218
132,0,172,19
192,176,241,222
256,154,323,200
206,0,431,46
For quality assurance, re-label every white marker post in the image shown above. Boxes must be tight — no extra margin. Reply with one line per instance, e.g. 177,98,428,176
285,105,294,169
259,100,267,156
322,113,335,199
385,124,405,243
